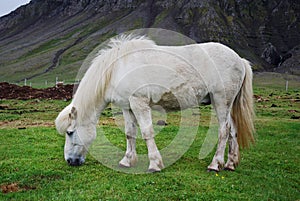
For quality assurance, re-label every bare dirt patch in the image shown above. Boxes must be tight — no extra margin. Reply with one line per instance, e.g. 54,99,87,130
0,82,75,100
1,183,37,194
1,183,19,193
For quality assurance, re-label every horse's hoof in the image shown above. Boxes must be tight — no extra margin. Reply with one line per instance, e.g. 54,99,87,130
119,163,130,168
224,167,235,171
207,163,220,172
207,168,219,173
148,168,161,173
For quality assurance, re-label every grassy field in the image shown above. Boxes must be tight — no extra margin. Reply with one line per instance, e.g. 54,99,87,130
0,79,299,200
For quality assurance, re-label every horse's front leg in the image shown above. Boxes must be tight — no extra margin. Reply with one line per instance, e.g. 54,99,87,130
145,137,164,172
129,96,164,172
119,109,138,168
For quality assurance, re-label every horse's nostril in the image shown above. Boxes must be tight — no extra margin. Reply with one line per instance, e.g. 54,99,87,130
67,158,72,165
66,157,83,166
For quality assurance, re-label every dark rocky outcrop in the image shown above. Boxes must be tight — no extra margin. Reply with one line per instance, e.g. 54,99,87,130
0,0,299,83
276,45,300,74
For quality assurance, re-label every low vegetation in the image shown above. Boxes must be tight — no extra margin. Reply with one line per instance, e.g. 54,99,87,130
0,78,299,200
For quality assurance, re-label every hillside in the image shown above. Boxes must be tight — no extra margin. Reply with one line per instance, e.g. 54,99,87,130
0,0,299,84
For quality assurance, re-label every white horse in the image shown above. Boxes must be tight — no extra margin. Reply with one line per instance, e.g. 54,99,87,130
55,35,254,172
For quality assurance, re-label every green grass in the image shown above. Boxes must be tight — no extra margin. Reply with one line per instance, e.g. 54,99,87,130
253,72,300,90
0,86,299,200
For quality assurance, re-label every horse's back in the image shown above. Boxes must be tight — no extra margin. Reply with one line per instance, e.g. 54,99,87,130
163,42,246,90
107,41,246,109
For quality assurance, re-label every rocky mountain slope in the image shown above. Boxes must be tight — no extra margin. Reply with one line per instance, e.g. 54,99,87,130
0,0,299,83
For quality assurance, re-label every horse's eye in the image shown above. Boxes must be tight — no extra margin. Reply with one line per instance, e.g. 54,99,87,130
66,131,74,136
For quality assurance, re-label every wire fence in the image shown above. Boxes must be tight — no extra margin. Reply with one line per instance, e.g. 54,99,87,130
3,77,81,89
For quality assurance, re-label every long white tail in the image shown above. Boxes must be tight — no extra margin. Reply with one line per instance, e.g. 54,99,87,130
231,59,255,148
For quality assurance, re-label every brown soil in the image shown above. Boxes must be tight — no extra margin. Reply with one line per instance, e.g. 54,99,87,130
0,82,76,100
1,183,36,194
1,183,19,193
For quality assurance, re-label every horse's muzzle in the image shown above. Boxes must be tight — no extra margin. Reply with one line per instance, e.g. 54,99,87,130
66,157,85,166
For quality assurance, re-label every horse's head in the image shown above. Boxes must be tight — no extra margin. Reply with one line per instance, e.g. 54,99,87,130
55,105,96,166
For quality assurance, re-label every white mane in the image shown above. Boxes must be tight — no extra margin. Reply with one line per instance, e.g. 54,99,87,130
108,34,154,49
55,35,156,133
55,104,72,134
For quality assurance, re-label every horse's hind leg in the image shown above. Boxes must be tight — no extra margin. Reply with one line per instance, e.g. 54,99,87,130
207,97,230,172
207,121,228,172
224,116,240,171
119,109,138,168
129,96,164,172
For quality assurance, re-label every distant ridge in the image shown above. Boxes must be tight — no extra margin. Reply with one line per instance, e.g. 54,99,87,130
0,0,299,83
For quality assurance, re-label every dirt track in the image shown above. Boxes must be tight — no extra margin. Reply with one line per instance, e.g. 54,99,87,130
0,82,75,100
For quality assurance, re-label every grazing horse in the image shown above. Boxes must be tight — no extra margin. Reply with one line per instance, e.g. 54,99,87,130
55,35,254,172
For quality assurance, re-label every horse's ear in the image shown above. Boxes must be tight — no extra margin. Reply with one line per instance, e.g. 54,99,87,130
69,106,77,120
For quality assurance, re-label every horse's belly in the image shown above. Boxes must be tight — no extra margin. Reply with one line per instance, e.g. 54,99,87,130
150,91,181,111
150,88,206,112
